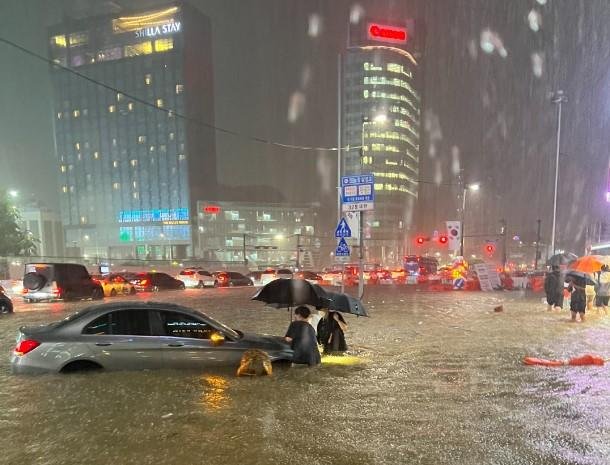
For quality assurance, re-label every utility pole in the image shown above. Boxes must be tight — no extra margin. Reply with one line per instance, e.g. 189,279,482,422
295,234,301,270
242,234,247,266
534,219,541,270
500,219,507,270
551,90,567,255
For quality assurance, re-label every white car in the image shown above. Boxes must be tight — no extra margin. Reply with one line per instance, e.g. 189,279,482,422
175,269,215,288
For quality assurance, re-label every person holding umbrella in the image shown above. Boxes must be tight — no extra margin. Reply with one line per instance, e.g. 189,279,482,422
284,306,321,367
317,309,348,354
566,274,587,322
544,265,564,311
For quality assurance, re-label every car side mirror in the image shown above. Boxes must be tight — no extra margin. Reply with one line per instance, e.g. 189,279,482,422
210,332,225,346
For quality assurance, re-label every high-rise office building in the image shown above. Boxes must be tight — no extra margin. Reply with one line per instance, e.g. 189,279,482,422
342,18,421,264
49,3,216,260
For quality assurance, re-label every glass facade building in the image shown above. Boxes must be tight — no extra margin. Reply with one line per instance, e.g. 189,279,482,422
48,4,216,260
342,19,421,265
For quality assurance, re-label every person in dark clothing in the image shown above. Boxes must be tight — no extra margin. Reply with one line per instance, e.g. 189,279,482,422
566,276,586,322
544,265,564,311
284,306,321,366
316,310,348,354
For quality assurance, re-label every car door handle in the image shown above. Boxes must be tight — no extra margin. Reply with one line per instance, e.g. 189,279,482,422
167,342,184,347
95,342,112,346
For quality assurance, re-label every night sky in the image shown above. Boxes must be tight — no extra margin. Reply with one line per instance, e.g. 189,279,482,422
1,0,609,253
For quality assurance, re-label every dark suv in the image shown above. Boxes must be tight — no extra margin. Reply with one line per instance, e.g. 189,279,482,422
22,263,104,302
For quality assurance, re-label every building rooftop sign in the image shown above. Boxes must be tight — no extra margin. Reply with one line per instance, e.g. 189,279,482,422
367,23,408,45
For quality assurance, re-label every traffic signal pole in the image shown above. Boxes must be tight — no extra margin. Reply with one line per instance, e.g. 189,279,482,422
358,211,364,300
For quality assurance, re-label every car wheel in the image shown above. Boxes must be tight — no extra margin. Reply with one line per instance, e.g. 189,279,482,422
0,301,13,313
129,287,136,295
178,282,186,290
213,280,219,288
110,289,117,297
92,288,104,300
197,281,204,289
23,272,47,292
63,291,74,302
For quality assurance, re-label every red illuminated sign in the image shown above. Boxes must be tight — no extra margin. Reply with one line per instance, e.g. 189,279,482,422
367,23,408,44
203,205,221,214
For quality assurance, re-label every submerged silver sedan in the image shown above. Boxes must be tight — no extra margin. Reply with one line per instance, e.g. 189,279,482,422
11,301,292,374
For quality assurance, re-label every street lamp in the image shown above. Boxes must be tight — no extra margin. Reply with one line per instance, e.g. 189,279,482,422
8,190,18,199
550,90,567,255
460,182,480,257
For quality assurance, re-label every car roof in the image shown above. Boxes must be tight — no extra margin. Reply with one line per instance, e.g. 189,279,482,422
66,301,211,320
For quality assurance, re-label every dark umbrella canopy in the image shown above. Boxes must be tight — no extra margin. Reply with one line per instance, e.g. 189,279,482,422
323,291,369,317
564,270,595,286
252,278,328,308
548,252,578,267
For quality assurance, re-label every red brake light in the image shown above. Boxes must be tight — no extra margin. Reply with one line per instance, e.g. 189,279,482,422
52,287,62,296
14,339,40,356
140,279,149,286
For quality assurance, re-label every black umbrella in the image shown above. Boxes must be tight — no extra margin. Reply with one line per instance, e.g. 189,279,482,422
548,252,578,267
564,270,596,286
252,278,329,308
323,291,369,317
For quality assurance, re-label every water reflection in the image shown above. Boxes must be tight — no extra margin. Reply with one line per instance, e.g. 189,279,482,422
200,374,230,411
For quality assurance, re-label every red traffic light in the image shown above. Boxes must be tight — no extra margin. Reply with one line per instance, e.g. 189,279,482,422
485,244,496,254
416,236,426,245
438,235,448,244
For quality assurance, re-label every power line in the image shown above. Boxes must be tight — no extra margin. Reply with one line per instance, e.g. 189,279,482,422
0,36,358,153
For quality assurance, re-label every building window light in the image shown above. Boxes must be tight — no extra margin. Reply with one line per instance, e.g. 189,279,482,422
175,84,184,94
93,151,99,159
154,38,174,52
112,138,117,147
116,93,123,102
132,181,137,189
138,135,146,144
124,41,153,57
168,110,175,118
133,192,139,199
108,105,116,113
60,165,66,173
62,186,68,193
169,132,175,140
113,160,119,168
72,110,80,118
128,102,134,111
156,98,164,108
77,153,82,161
112,182,120,190
178,154,186,161
69,186,75,193
149,146,155,152
51,35,67,48
145,74,152,85
57,112,62,119
75,142,80,151
130,159,138,167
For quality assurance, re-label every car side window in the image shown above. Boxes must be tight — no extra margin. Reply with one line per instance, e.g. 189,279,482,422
83,314,111,335
109,310,151,336
160,311,215,339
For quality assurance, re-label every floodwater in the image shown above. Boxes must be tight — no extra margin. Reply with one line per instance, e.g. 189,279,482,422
1,287,609,465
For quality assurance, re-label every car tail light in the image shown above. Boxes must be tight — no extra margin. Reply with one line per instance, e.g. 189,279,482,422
140,279,149,286
14,339,40,356
52,287,62,297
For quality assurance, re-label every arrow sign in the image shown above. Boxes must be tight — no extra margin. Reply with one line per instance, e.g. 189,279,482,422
335,218,352,238
335,237,351,257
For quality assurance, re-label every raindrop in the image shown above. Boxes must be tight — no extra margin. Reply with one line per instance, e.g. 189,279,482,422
434,160,443,185
301,64,312,89
531,52,544,77
467,39,478,59
349,4,364,24
316,155,332,193
287,91,306,123
480,28,508,57
451,146,461,175
308,13,322,38
528,10,542,32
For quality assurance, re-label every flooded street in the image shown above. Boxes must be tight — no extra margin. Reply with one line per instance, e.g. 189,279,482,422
0,287,608,465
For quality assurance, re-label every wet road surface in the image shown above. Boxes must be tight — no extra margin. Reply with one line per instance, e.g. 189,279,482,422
1,286,609,465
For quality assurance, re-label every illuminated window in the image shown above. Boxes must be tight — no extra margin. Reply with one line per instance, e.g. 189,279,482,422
51,35,67,48
68,164,74,171
144,74,152,85
116,93,123,102
128,102,134,111
363,90,369,99
74,142,80,150
178,154,186,161
62,186,68,193
124,41,153,57
60,165,66,173
149,145,155,152
72,109,80,118
57,112,62,119
168,110,175,118
108,105,116,113
130,159,138,167
96,47,122,62
138,135,146,144
77,153,82,161
156,98,164,108
69,186,75,193
160,144,167,152
154,38,174,52
133,192,139,199
175,84,184,94
113,160,119,168
93,152,99,159
68,32,88,47
169,132,175,140
112,138,117,147
132,181,137,189
113,183,120,190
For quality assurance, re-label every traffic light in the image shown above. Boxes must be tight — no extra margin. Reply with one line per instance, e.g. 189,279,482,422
416,236,426,245
438,235,448,245
485,244,496,255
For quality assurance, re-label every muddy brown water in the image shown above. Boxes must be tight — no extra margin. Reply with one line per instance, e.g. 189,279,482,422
0,287,609,465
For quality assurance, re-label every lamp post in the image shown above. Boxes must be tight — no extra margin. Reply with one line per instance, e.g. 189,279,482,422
460,182,480,257
551,90,567,255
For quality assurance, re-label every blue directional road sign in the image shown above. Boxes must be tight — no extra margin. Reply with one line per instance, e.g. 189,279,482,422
335,218,352,238
335,237,351,257
341,174,375,212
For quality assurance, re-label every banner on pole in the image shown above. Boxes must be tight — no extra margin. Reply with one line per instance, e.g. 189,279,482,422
446,220,462,251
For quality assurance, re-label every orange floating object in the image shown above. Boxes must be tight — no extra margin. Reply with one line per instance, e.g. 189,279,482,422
523,357,565,367
524,354,605,367
568,354,605,366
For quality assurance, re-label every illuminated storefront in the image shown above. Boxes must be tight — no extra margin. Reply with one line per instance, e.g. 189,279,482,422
342,18,421,265
49,4,216,259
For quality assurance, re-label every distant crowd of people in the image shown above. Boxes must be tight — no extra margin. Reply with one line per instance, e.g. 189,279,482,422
284,306,348,367
544,265,610,323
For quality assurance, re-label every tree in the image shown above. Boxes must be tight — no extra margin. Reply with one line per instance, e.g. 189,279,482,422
0,191,38,256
